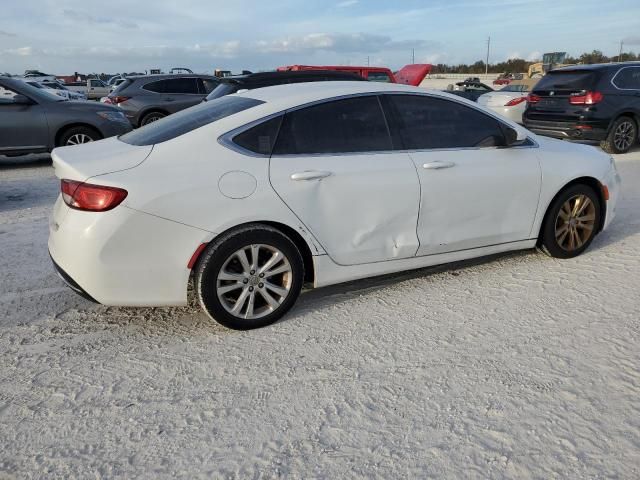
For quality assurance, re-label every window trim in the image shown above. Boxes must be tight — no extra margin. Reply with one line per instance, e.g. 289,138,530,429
218,91,538,158
610,66,640,91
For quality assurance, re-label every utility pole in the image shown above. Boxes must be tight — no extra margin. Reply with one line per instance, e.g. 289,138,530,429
619,40,624,62
367,56,370,66
485,36,491,75
412,48,415,64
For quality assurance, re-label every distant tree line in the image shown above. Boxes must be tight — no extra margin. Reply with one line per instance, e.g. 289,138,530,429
431,50,640,74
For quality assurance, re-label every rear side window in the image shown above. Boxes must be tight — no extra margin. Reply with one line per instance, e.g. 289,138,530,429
367,72,392,83
533,71,597,91
112,79,132,94
143,80,166,93
119,96,264,146
386,95,506,149
232,116,283,155
273,96,392,155
200,78,219,94
612,67,640,90
205,83,238,101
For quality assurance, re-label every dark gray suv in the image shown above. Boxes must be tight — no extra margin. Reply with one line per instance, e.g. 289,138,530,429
0,77,132,156
105,74,219,127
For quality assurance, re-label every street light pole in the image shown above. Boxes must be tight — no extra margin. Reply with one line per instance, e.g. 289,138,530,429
619,40,624,62
485,36,491,75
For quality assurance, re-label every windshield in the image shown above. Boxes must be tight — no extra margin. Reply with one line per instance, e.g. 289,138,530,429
534,71,597,91
111,79,132,95
500,84,530,92
120,95,264,146
205,83,238,101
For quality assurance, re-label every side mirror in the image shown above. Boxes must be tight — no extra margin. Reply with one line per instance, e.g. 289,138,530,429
13,94,34,105
504,127,527,146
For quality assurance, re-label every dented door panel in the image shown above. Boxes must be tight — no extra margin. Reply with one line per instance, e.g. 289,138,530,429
410,147,542,256
269,152,421,266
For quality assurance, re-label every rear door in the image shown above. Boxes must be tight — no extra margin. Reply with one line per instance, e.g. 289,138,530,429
611,66,640,114
383,94,541,256
269,95,421,266
0,86,49,154
160,77,203,113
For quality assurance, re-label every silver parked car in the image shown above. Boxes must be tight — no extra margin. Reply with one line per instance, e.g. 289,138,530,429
0,76,132,156
104,74,219,127
477,79,538,124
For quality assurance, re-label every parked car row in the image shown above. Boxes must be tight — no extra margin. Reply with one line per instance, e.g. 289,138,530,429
3,62,639,157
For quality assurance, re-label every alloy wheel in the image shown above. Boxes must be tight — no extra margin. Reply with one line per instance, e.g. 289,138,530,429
554,194,597,251
613,121,635,152
216,244,293,320
66,134,94,145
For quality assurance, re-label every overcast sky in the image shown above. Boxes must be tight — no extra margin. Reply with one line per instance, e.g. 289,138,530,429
1,0,639,75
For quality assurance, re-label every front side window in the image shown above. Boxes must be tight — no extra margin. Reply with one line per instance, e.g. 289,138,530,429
367,72,392,83
386,95,506,149
273,96,392,155
163,78,199,94
119,96,264,146
612,67,640,90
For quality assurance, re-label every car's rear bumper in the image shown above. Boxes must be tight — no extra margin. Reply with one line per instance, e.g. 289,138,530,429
50,253,100,303
523,118,608,141
48,196,211,306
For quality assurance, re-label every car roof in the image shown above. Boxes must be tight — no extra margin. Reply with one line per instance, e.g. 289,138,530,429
553,61,640,72
238,80,456,110
128,73,217,81
221,70,365,85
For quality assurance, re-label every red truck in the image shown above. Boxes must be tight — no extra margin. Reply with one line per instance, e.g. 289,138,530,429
277,64,432,86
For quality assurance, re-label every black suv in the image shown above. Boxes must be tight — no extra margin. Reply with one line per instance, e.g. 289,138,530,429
523,62,640,153
204,70,365,101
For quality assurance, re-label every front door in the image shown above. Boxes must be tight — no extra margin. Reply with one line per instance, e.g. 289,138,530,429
383,94,541,256
269,95,421,266
0,86,49,154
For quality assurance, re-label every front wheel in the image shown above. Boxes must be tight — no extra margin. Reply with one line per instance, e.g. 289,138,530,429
59,126,101,146
195,225,304,330
540,184,602,259
600,116,637,154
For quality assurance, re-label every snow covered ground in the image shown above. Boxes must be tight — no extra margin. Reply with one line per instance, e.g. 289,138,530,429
1,149,639,479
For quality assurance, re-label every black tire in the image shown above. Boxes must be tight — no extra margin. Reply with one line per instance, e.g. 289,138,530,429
195,224,304,330
140,111,166,126
540,184,602,259
58,126,102,147
600,116,637,154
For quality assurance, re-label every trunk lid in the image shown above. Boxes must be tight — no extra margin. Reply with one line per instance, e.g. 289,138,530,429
52,137,153,182
395,64,432,86
529,70,600,113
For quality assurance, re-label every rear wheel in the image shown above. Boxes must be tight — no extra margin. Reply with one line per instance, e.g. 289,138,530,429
140,111,166,126
540,184,601,259
195,225,304,330
58,126,101,147
600,116,637,154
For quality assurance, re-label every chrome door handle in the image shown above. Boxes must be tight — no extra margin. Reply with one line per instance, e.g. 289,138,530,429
423,161,456,170
290,171,333,181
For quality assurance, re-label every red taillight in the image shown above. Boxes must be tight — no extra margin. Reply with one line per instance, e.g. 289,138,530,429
526,94,541,104
505,97,527,107
61,179,128,212
569,91,604,105
109,96,130,105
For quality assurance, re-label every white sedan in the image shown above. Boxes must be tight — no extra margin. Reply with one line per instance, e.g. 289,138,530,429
48,82,621,329
477,80,537,124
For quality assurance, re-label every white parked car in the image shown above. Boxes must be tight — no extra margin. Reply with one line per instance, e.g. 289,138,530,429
48,82,621,329
23,80,86,101
477,79,537,124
